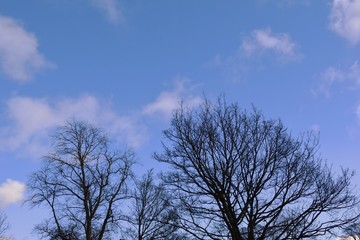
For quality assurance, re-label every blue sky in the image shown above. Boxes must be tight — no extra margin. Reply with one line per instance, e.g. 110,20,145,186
1,0,360,239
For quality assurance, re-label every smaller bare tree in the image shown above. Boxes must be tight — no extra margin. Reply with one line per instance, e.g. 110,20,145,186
27,120,135,240
123,170,185,240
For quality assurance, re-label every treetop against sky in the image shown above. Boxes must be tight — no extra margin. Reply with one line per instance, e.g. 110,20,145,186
1,0,360,239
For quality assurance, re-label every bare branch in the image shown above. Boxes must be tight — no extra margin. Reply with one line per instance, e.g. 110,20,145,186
155,97,360,240
0,211,9,239
123,170,186,240
26,120,134,240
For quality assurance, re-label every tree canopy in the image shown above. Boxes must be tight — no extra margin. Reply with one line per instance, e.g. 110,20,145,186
155,98,360,240
122,170,184,240
25,98,360,240
27,120,134,240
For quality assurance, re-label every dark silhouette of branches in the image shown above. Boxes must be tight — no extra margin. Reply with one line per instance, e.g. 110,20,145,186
123,170,185,240
155,97,360,240
27,120,134,240
0,211,9,240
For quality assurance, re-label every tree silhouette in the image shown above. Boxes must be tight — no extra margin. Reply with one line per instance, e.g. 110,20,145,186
27,120,134,240
155,97,360,240
123,170,185,240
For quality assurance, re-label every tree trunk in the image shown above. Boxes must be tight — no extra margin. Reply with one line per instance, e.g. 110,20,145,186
86,220,92,240
230,225,243,240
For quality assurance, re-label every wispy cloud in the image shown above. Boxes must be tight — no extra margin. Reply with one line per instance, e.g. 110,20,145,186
241,28,301,61
315,61,360,126
0,79,203,159
316,61,360,97
0,16,52,82
206,28,301,82
142,78,202,119
329,0,360,45
92,0,123,24
0,94,146,158
0,179,25,208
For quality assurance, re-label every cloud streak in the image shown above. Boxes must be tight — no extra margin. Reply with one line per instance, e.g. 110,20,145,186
207,28,301,82
0,179,26,208
142,78,202,119
241,28,301,61
0,79,202,159
0,95,146,158
0,15,51,82
329,0,360,45
92,0,123,24
316,61,360,97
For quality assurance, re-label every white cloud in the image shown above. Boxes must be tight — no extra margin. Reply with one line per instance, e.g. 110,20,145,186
241,28,301,61
0,94,146,158
142,78,202,118
317,61,360,96
329,0,360,45
0,179,25,208
206,29,301,82
0,80,202,159
92,0,123,24
316,66,346,97
0,16,51,82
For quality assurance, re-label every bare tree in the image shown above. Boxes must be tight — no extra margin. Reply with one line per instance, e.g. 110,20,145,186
154,98,360,240
27,120,134,240
0,211,9,240
123,170,185,240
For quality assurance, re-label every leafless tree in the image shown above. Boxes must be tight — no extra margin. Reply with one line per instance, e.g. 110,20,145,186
123,170,185,240
0,211,9,240
154,98,360,240
27,120,134,240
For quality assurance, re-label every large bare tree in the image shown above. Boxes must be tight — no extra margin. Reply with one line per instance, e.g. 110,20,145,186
155,98,360,240
27,120,134,240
